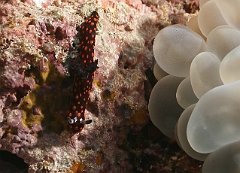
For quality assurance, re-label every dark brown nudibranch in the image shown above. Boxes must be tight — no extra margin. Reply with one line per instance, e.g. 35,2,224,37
67,11,99,133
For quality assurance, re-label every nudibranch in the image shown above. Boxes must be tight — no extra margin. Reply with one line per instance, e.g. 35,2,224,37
67,11,99,133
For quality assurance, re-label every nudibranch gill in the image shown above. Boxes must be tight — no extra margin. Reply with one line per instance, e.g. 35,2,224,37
67,11,99,133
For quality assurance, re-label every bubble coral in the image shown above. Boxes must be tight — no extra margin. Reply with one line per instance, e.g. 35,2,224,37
187,80,240,153
149,0,240,172
148,75,184,138
220,45,240,84
153,24,206,77
175,104,208,161
202,140,240,173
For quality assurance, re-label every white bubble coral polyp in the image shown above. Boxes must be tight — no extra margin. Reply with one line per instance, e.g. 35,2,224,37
149,0,240,172
220,45,240,84
153,24,206,77
190,52,223,98
148,75,184,139
187,80,240,153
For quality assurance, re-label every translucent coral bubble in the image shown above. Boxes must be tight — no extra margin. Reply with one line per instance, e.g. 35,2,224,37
187,16,206,40
220,45,240,84
153,63,168,81
148,75,184,139
199,0,211,8
190,52,223,98
187,80,240,153
198,1,228,37
176,77,198,109
203,140,240,173
175,104,208,161
153,24,207,77
207,25,240,60
213,0,240,30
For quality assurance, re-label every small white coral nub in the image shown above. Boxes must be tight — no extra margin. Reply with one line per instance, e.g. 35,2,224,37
33,0,48,7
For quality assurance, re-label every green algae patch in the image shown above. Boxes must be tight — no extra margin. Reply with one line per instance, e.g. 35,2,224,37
129,107,149,125
20,85,44,128
101,89,115,101
1,127,18,138
20,61,71,134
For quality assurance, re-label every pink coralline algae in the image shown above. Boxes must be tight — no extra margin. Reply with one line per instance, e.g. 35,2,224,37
0,0,202,172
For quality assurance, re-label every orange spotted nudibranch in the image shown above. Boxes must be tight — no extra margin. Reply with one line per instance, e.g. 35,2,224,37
67,11,99,133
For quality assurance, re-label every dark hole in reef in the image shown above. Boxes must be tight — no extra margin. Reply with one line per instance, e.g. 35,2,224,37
101,89,112,100
124,62,131,69
0,150,28,172
114,102,132,119
144,68,158,102
145,68,157,88
87,99,99,117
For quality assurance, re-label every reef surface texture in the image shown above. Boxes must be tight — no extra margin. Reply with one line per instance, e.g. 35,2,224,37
0,0,201,172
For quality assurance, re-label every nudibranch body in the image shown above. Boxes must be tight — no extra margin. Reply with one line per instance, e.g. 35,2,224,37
67,11,99,133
